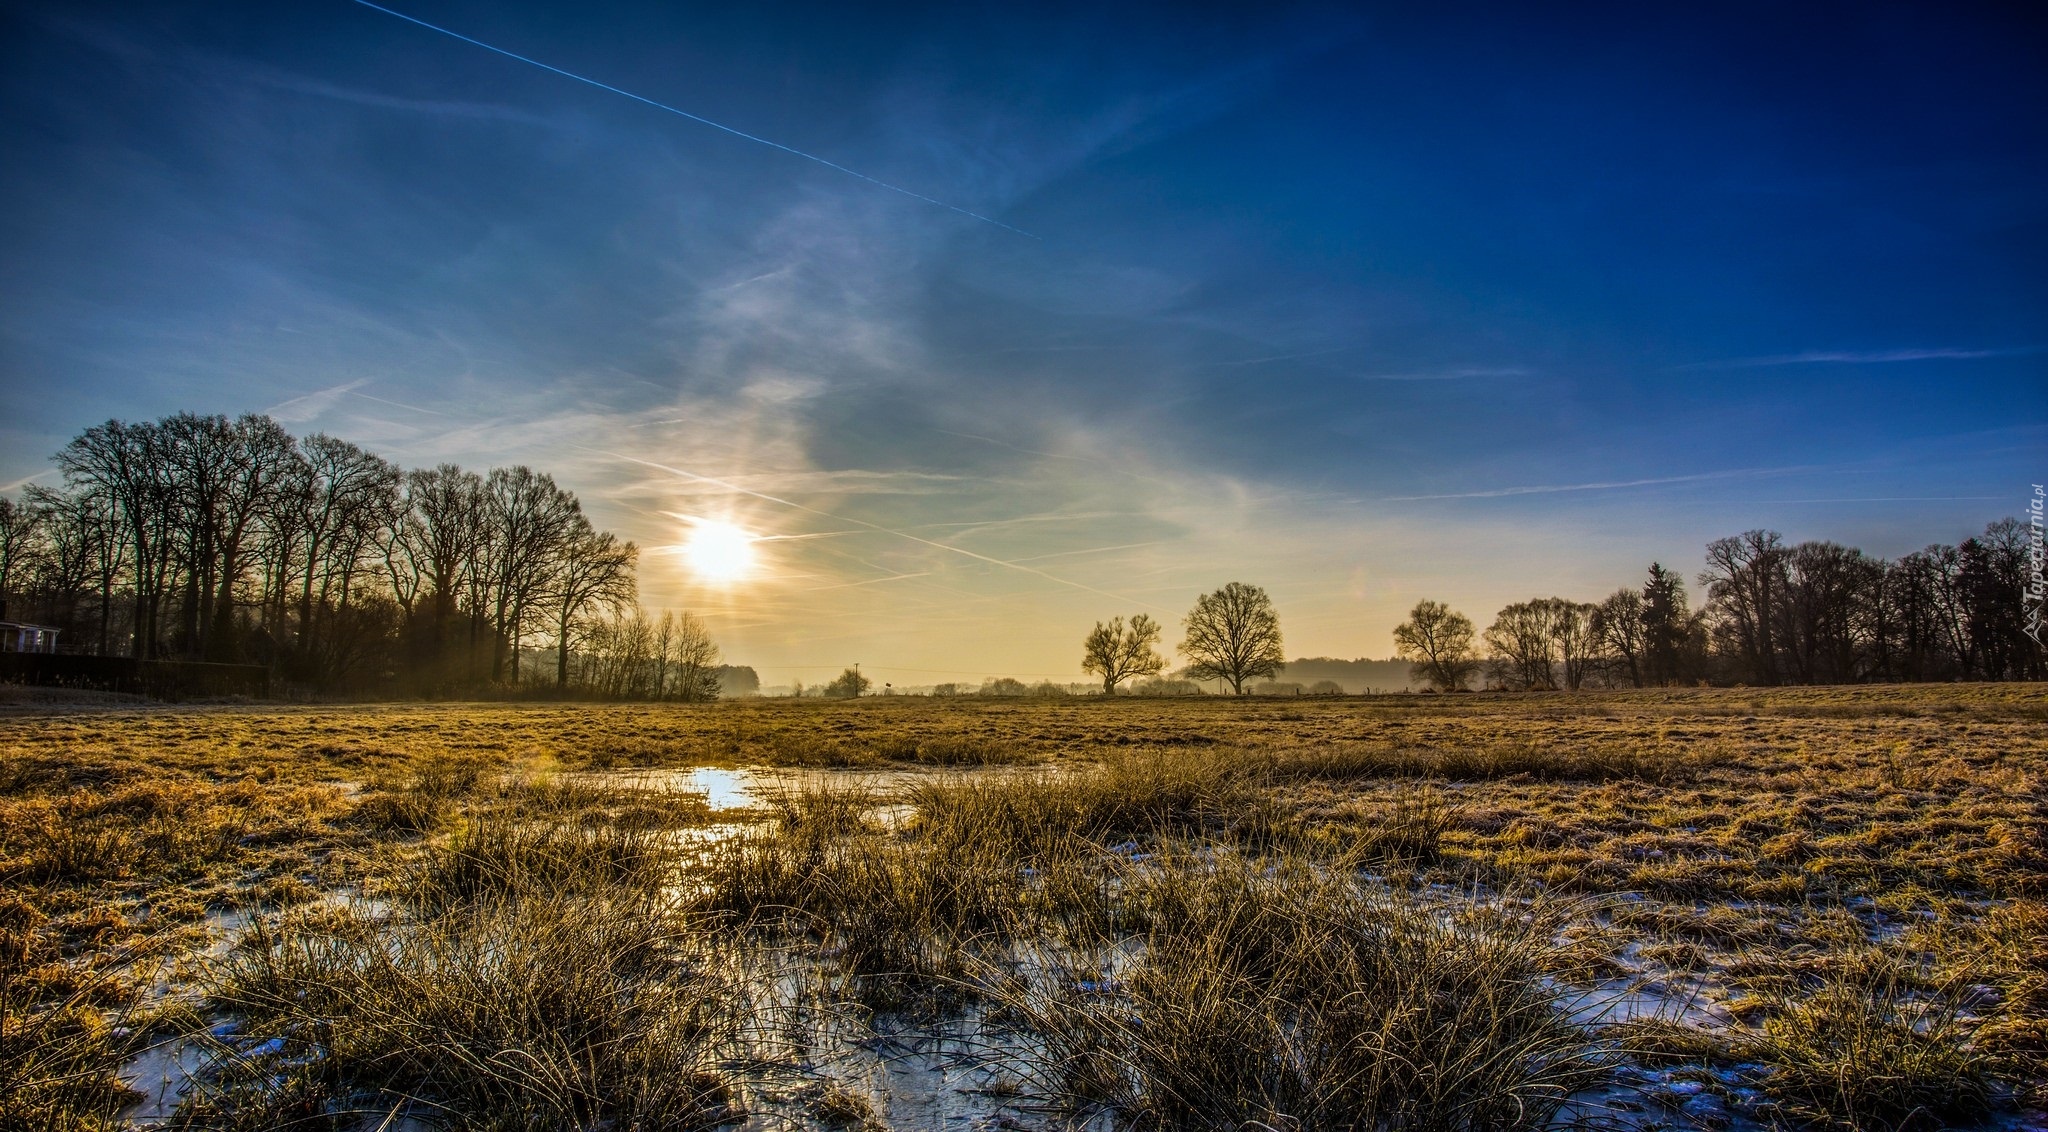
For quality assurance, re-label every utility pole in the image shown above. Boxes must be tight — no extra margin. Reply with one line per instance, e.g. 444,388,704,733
853,662,861,697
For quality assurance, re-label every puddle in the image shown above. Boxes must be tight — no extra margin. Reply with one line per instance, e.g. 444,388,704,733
117,1035,212,1124
682,766,758,811
582,765,948,823
1557,975,1731,1028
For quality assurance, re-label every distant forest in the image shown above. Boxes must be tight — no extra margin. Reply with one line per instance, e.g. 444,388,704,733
1395,521,2043,691
1265,657,1416,694
0,413,2040,699
0,413,747,699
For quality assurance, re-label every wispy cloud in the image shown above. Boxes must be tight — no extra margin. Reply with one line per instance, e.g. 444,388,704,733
1679,347,2035,370
0,470,58,494
238,69,566,127
264,379,371,424
1382,465,1819,501
1353,366,1530,381
347,0,1034,237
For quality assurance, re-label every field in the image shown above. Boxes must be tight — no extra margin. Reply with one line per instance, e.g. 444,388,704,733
2,685,2044,1131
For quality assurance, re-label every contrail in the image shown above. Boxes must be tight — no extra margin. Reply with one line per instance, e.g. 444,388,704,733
588,449,1172,611
347,0,1034,238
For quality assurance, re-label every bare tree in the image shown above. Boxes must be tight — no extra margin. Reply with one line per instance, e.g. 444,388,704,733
1547,598,1599,691
666,611,722,701
1180,582,1284,694
389,464,489,686
56,420,178,657
1593,588,1647,687
579,609,654,698
155,413,303,660
483,466,581,683
651,610,677,699
1393,599,1478,691
1484,601,1557,690
1081,613,1165,694
1778,541,1877,684
549,519,638,687
25,485,126,654
290,435,401,670
1701,530,1788,685
0,497,40,621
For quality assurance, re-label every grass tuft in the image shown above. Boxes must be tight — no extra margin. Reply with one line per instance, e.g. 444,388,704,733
200,894,742,1131
1004,855,1608,1130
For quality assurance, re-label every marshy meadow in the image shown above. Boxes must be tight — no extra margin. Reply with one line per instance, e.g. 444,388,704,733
2,684,2042,1131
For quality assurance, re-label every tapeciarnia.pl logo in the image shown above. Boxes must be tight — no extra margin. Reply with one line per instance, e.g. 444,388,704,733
2027,484,2045,647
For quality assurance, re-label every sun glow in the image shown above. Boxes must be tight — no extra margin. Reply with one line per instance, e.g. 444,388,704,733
682,519,759,582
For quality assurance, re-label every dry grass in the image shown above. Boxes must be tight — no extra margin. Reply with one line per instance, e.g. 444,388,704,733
0,682,2040,1128
199,894,744,1131
1000,856,1608,1130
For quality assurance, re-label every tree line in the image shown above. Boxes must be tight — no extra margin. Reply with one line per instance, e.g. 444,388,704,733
1392,519,2043,690
0,413,726,699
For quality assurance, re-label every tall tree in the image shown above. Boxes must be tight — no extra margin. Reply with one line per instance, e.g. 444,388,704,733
1484,600,1557,690
665,611,722,702
25,485,126,655
0,497,40,622
548,520,638,687
1547,598,1599,691
1393,599,1479,691
1701,531,1789,685
1962,518,2044,680
1081,614,1166,694
1593,587,1648,687
290,435,401,672
823,666,871,698
1779,541,1877,684
55,420,178,658
1640,563,1694,685
1179,582,1284,694
484,467,581,683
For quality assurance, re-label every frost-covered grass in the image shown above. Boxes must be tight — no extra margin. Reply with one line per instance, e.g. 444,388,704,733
0,684,2039,1128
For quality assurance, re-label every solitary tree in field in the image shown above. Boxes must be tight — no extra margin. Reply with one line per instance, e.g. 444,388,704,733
823,667,871,698
1180,582,1284,694
1081,614,1166,694
1393,599,1479,691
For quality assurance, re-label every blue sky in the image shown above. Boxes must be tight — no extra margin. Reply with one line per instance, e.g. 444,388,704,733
3,0,2043,683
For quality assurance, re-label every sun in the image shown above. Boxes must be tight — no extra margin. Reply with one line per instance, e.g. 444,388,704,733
683,520,758,582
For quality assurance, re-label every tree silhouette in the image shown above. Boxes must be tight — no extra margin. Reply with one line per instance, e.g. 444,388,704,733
1180,582,1284,694
1081,614,1166,694
823,667,871,698
1393,599,1478,691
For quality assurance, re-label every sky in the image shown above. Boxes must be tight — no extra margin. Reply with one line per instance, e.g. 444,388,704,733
2,0,2044,686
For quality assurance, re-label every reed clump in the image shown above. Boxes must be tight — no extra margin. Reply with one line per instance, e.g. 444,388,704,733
351,752,498,833
201,893,742,1132
406,809,675,906
1740,957,2000,1132
0,961,147,1132
1006,855,1608,1130
692,785,1033,992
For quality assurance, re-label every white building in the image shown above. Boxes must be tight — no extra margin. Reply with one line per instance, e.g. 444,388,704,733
0,621,62,654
